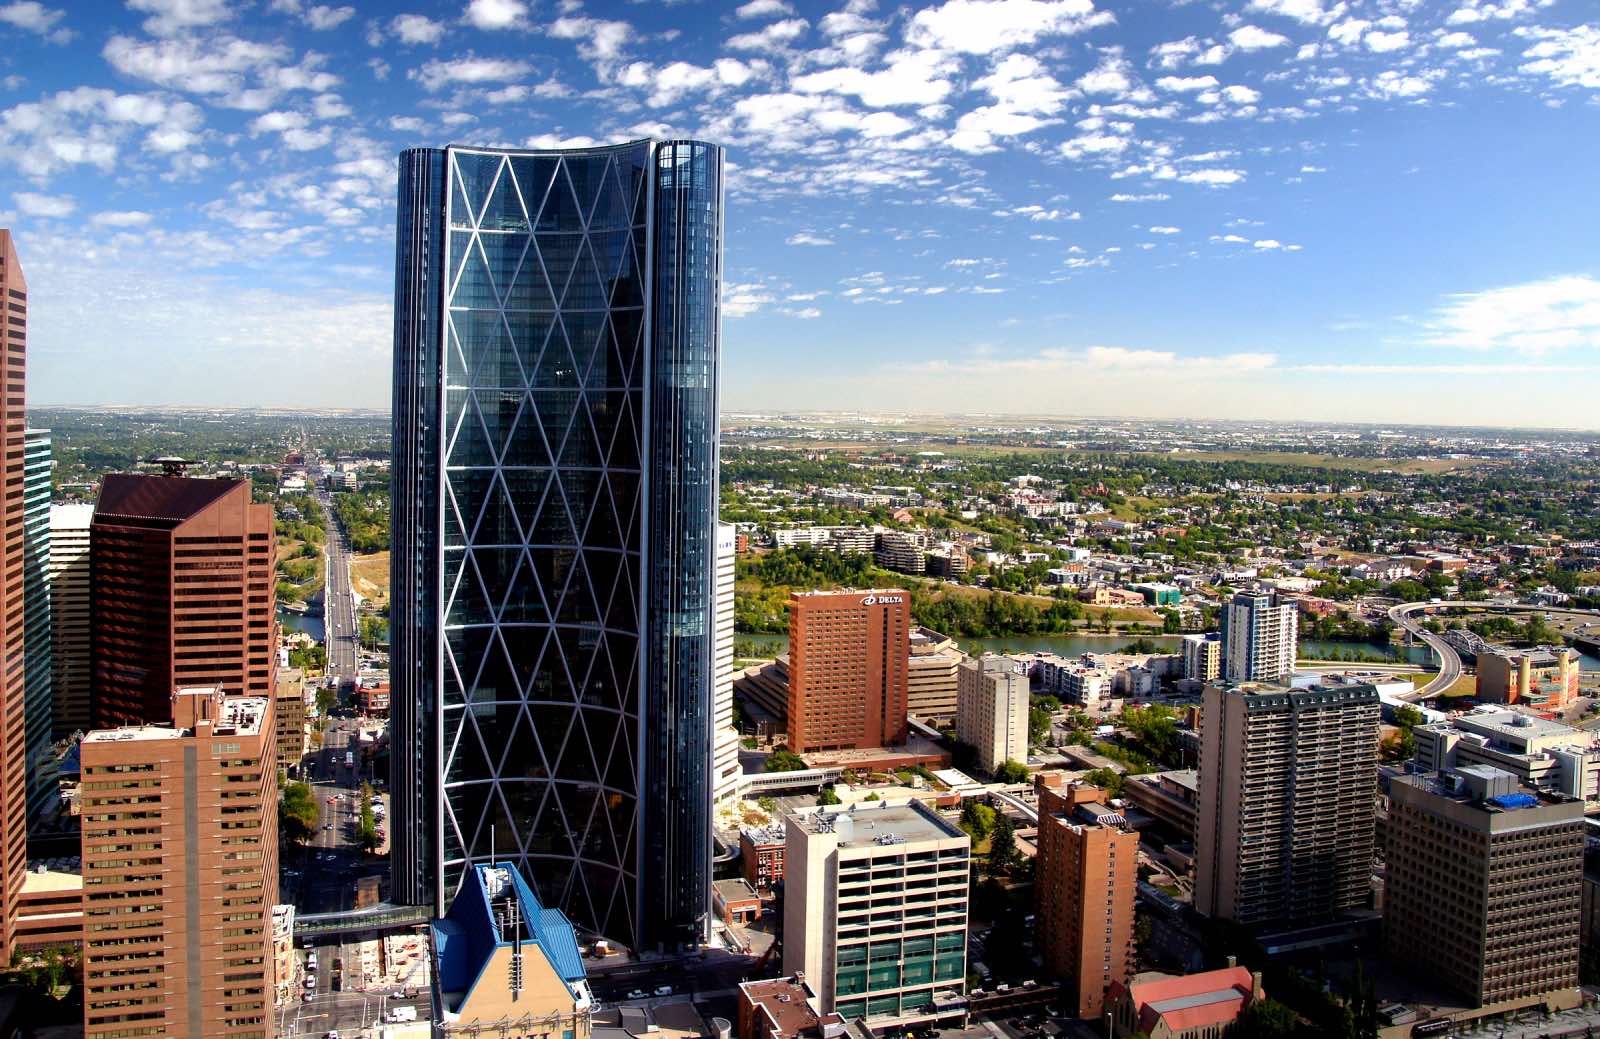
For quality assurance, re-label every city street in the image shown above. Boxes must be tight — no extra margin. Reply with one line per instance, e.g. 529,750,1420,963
316,482,359,684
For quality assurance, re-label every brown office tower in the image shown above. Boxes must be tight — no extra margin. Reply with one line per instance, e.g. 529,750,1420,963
91,474,276,727
787,589,910,752
1195,680,1379,927
1036,784,1138,1019
0,231,30,961
81,686,278,1039
1386,765,1582,1009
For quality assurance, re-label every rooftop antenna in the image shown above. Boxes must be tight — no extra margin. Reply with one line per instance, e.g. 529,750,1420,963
152,456,191,477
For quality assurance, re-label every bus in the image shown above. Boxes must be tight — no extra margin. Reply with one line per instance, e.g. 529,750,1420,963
344,751,354,769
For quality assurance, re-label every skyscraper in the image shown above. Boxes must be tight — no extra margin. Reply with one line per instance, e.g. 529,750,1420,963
787,589,911,753
1195,679,1379,927
390,139,724,950
955,655,1029,776
21,428,54,827
712,521,740,803
0,231,30,960
48,502,93,737
90,474,276,727
1220,590,1298,683
81,686,278,1039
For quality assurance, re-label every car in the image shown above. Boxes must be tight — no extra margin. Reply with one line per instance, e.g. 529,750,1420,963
307,953,318,970
626,990,647,1000
326,1031,341,1039
653,986,673,997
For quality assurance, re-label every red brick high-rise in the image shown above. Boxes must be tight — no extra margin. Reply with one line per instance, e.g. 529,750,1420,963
91,475,276,727
0,231,31,959
786,589,909,752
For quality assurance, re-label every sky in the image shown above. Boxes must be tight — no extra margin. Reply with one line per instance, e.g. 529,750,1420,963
2,0,1599,427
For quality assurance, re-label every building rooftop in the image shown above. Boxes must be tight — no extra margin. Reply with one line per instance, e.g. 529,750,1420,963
1117,968,1256,1037
217,696,269,736
791,798,965,848
84,724,184,744
714,878,759,903
741,823,787,846
740,976,823,1039
93,472,245,524
1429,710,1581,746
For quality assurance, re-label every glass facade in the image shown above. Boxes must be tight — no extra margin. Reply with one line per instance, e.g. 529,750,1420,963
391,139,722,950
22,428,54,828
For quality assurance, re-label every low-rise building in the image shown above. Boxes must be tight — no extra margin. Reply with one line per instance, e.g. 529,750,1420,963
738,975,837,1039
741,823,787,891
784,799,969,1028
1180,634,1221,683
907,628,964,724
1123,770,1199,840
431,862,593,1039
1475,647,1580,713
714,878,762,926
272,905,297,1007
13,857,83,953
1415,711,1599,800
1108,967,1261,1039
276,667,307,772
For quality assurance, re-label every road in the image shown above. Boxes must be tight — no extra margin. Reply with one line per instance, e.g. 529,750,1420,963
317,483,359,684
1389,599,1600,701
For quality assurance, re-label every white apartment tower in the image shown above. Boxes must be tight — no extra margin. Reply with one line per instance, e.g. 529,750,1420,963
48,502,94,738
712,522,741,803
1221,591,1298,683
956,656,1030,776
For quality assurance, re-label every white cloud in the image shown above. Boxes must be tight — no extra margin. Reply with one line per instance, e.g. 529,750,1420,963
1109,192,1169,201
727,16,807,51
736,0,795,18
906,0,1113,56
1253,239,1282,249
411,55,531,91
1247,0,1334,25
91,210,152,227
391,13,446,44
1076,54,1141,96
13,190,73,217
786,232,834,245
0,86,205,177
1366,68,1439,98
1079,345,1277,371
792,49,951,106
548,16,632,62
1156,74,1218,92
1228,25,1291,50
1221,84,1261,103
304,5,354,30
1365,30,1410,53
0,2,68,40
1426,275,1600,353
127,0,231,36
1175,168,1244,185
1436,31,1476,49
463,0,527,31
724,282,775,318
1148,225,1180,233
1519,25,1600,89
102,34,338,109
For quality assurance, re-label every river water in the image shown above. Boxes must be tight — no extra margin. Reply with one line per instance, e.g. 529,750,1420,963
735,630,1600,670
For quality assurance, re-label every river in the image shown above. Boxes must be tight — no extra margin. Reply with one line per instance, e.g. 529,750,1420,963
279,605,325,642
735,631,1600,670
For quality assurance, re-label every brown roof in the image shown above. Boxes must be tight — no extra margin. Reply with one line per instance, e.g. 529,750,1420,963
94,473,245,524
741,977,820,1039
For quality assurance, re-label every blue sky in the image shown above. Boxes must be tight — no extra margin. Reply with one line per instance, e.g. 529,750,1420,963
2,0,1599,427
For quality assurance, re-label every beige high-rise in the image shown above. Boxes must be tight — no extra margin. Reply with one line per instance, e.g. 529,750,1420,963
1195,680,1379,926
81,686,278,1039
956,656,1029,776
1386,766,1581,1008
49,502,95,737
713,521,741,802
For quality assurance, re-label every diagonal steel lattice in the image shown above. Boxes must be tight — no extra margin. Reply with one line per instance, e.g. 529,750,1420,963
437,146,651,942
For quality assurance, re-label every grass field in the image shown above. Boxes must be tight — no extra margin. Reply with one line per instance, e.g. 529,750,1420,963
1104,449,1487,474
349,551,390,607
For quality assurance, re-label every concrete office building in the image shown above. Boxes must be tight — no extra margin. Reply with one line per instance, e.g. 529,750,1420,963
431,862,594,1039
1123,770,1199,840
1036,785,1139,1020
274,668,307,773
787,590,910,753
0,231,32,961
21,428,54,826
907,627,963,724
1386,766,1582,1009
90,474,276,727
391,140,724,949
80,686,278,1039
955,656,1029,776
1415,710,1599,801
1476,647,1579,713
784,799,969,1028
1195,680,1380,927
713,522,741,803
49,502,93,738
1180,633,1221,683
1220,591,1298,683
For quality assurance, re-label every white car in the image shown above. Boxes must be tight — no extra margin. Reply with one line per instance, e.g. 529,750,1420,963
653,986,673,997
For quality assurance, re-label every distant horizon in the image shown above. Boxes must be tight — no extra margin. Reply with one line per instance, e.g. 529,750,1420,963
27,401,1600,439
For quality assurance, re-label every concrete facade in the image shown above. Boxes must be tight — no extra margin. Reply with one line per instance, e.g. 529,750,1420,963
955,656,1029,777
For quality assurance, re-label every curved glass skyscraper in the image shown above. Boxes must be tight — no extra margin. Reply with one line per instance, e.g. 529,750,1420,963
390,139,722,950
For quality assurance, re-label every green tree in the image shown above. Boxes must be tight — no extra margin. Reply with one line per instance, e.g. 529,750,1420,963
757,796,776,812
1028,706,1053,745
356,782,379,852
988,813,1017,876
1235,999,1303,1039
1083,767,1125,799
817,785,841,806
993,759,1030,784
1392,705,1423,761
960,800,996,840
280,781,320,843
764,748,806,772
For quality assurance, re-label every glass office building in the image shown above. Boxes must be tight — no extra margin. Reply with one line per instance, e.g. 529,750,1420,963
390,139,723,950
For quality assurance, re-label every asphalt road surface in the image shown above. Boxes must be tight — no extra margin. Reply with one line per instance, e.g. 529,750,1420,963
316,483,360,684
1388,601,1464,699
